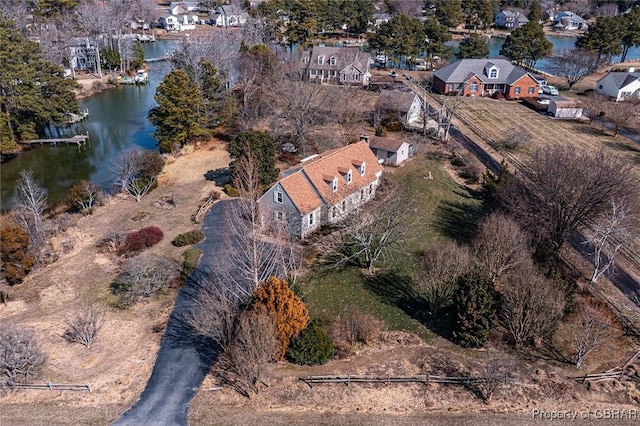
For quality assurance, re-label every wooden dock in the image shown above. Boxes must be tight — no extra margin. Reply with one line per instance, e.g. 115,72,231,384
22,133,89,146
64,108,89,124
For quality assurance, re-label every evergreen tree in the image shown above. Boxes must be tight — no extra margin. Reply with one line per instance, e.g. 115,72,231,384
228,130,279,187
286,319,334,365
576,16,623,62
342,0,374,34
621,6,640,62
499,21,552,69
250,276,310,360
284,0,320,49
456,34,489,59
0,18,79,151
369,15,426,66
148,70,209,153
130,41,145,71
452,269,497,348
528,0,542,23
423,18,453,59
430,0,463,28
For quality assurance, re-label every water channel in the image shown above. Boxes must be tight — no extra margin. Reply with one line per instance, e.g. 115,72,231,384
0,40,176,210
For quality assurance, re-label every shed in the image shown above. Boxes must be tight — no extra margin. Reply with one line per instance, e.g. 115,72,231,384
362,135,415,166
548,99,583,119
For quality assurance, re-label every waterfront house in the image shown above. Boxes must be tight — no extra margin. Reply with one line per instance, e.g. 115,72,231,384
258,141,383,238
432,59,540,100
494,10,529,28
169,1,198,16
209,5,248,27
299,46,371,86
595,68,640,101
552,11,588,30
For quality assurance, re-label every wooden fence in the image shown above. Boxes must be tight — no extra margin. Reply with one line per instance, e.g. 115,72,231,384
9,383,91,392
570,369,624,384
299,374,507,388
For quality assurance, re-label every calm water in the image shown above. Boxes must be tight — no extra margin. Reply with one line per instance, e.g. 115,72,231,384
0,41,176,210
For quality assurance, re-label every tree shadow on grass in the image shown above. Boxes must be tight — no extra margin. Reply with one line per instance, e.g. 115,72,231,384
364,269,455,339
432,199,488,245
204,168,232,186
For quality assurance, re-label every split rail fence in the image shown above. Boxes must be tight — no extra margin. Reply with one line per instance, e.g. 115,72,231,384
8,383,91,392
299,374,507,389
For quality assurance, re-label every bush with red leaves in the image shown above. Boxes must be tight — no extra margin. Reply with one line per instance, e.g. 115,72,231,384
118,226,164,256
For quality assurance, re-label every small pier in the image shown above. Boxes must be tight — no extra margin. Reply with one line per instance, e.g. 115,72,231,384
145,56,169,63
64,108,89,124
22,133,90,146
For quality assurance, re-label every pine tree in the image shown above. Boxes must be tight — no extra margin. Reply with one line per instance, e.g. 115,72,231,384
452,269,497,348
456,34,489,59
250,277,309,360
286,319,334,365
500,21,552,69
148,70,209,153
228,130,279,187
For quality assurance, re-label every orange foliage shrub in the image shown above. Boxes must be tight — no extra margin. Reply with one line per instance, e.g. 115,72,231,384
250,276,309,360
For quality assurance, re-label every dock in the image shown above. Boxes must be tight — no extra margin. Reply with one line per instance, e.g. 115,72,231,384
22,133,90,146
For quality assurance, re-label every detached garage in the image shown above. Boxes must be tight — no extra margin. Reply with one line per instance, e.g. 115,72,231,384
548,99,583,119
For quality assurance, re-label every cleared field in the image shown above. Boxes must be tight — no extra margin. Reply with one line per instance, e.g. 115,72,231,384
451,97,640,165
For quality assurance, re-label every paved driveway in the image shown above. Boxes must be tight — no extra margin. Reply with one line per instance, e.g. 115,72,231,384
114,200,233,426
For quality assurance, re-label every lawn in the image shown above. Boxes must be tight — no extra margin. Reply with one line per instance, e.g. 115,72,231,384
301,154,485,339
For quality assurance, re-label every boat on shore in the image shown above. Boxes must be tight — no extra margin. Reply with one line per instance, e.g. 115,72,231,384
134,70,149,84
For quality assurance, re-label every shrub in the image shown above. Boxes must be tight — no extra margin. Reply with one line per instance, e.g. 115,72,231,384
328,307,383,347
286,319,334,365
453,269,497,348
223,184,238,197
63,305,106,349
0,220,34,286
172,230,205,247
250,277,309,360
0,324,46,388
181,247,203,282
110,254,176,308
118,226,164,256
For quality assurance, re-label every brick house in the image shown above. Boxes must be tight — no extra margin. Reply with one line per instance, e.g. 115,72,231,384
432,59,540,100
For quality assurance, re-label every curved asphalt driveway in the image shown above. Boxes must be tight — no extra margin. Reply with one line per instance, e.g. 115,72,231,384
114,200,234,426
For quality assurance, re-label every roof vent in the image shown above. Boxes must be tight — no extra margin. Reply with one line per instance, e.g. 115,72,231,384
301,154,319,163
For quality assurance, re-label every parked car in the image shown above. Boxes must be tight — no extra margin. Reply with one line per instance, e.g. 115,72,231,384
536,98,550,105
541,85,559,96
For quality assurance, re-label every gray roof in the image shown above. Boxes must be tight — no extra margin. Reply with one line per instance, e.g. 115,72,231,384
497,10,529,23
301,46,370,74
374,89,417,113
554,11,587,23
368,136,407,152
601,72,640,90
433,59,530,85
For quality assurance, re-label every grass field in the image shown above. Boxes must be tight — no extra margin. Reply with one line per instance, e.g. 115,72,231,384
302,154,485,340
452,96,640,165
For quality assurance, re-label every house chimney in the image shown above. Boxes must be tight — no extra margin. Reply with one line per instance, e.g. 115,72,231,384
629,66,636,73
359,135,370,144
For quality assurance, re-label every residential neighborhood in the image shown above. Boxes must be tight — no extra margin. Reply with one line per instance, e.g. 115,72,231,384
2,1,640,425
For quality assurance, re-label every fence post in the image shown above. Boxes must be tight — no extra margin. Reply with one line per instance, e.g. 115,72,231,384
48,382,52,391
347,374,350,386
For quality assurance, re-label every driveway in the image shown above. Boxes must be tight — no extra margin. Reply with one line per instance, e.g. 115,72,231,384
114,200,233,426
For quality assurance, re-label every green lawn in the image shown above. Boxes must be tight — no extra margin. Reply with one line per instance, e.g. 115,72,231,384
302,154,485,339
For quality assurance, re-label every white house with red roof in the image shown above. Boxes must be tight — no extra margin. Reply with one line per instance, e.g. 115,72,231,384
258,141,383,238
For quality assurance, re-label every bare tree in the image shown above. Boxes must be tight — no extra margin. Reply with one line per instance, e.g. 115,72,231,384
569,302,619,368
337,185,416,272
498,126,533,150
0,324,46,388
12,170,48,254
498,145,638,252
0,0,32,24
75,0,109,77
63,305,106,349
550,49,600,90
603,98,640,137
212,311,279,397
500,263,566,347
472,212,531,284
332,85,367,144
473,358,514,402
111,148,157,202
224,153,294,294
579,92,609,124
416,239,471,315
132,0,159,28
69,180,101,213
584,197,639,284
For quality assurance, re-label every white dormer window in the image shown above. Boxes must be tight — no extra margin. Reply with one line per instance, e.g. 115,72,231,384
332,177,338,192
302,56,309,64
318,55,324,65
274,191,283,203
489,68,498,78
329,56,336,65
360,162,366,176
346,170,352,184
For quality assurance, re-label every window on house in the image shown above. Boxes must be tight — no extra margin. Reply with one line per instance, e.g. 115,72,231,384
489,68,498,78
318,55,324,65
346,170,352,183
469,83,478,92
274,191,283,203
332,177,338,192
329,56,336,65
360,189,365,199
360,162,366,175
598,84,603,90
448,83,455,91
528,87,535,94
302,57,309,64
342,200,346,211
309,212,315,225
275,211,285,221
311,69,317,76
514,87,521,94
332,207,337,219
368,184,372,195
